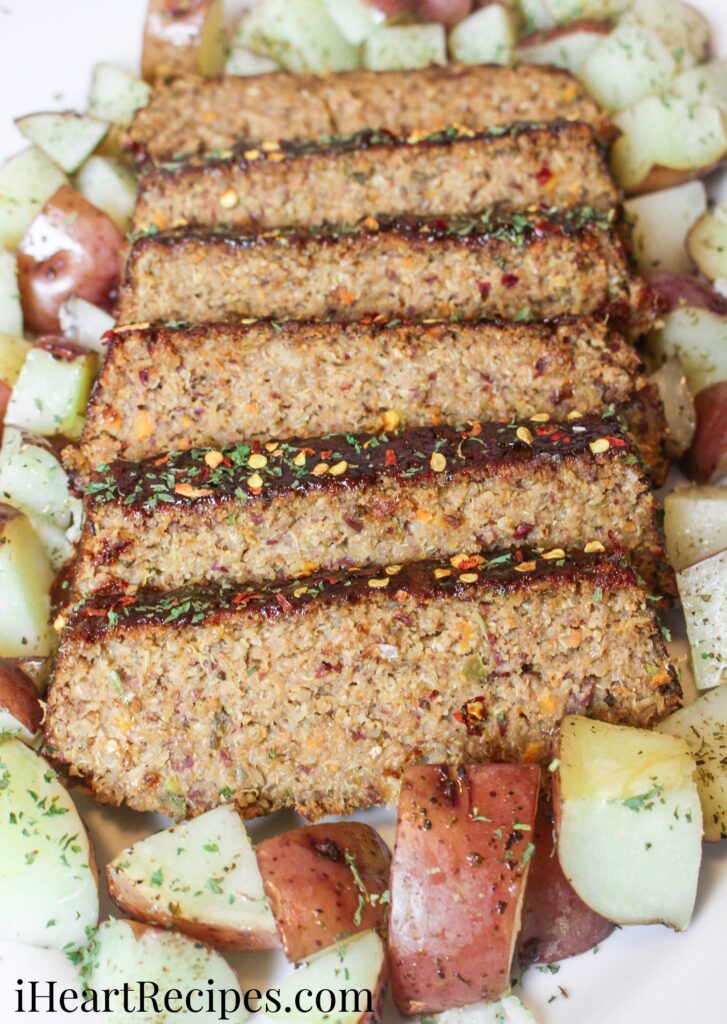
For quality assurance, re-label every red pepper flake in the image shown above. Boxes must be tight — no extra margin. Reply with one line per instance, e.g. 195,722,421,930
478,280,491,298
276,593,293,613
513,522,534,540
232,592,258,605
536,424,558,436
502,273,519,289
384,448,397,466
251,439,261,454
535,165,553,185
320,449,333,459
605,435,627,447
153,454,170,466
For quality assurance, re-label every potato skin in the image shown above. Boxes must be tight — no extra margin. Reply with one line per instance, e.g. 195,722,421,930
518,788,614,965
142,0,224,82
0,658,43,734
389,763,540,1016
106,866,281,952
256,821,392,963
688,381,727,485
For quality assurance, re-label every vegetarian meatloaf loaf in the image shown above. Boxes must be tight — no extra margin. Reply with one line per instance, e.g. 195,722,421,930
45,548,680,820
65,317,667,482
132,121,619,234
125,65,613,165
71,418,671,602
117,209,655,331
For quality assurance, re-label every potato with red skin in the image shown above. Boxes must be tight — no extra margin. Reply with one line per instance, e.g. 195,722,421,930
0,659,43,738
367,0,416,15
416,0,472,26
17,185,124,334
518,789,614,965
142,0,226,82
256,821,391,963
645,270,727,315
688,381,727,484
390,763,540,1016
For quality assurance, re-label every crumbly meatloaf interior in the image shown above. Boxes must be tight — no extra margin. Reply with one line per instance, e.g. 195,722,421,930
117,211,652,329
46,553,679,821
72,419,671,600
65,318,666,481
133,122,619,233
125,66,612,164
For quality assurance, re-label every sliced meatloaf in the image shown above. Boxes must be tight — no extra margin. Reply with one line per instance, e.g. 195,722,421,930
132,122,618,234
71,418,672,602
64,317,667,483
45,548,680,820
117,209,655,332
125,65,613,165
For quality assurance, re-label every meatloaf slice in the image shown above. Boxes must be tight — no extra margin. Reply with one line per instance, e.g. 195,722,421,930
132,122,619,234
125,66,613,165
71,418,672,602
117,209,655,332
45,548,680,821
64,317,667,483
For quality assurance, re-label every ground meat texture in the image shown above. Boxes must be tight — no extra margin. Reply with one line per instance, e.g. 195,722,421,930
71,418,673,602
64,317,667,483
132,122,619,234
124,66,613,165
45,549,681,821
117,210,655,333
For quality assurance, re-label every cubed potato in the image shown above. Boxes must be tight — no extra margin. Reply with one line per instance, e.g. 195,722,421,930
647,305,727,396
649,357,695,459
5,340,98,441
611,97,727,195
142,0,226,82
107,804,279,950
687,203,727,282
672,59,727,115
59,294,115,354
390,763,540,1015
225,46,279,75
664,486,727,571
15,112,109,175
0,147,67,250
322,0,385,44
0,249,22,336
688,381,727,485
578,23,676,114
0,504,55,659
0,333,31,390
449,4,517,65
516,20,609,73
0,737,98,950
0,659,43,744
555,716,702,931
257,821,391,962
622,0,711,68
412,995,538,1024
645,269,727,314
240,0,360,72
624,180,707,274
88,63,152,127
544,0,630,19
364,22,446,69
75,155,138,233
677,548,727,689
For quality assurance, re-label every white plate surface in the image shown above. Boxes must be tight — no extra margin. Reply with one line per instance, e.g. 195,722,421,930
0,2,726,1021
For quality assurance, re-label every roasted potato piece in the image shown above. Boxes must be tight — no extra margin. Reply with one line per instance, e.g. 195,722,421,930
688,381,727,486
664,485,727,571
0,659,43,744
142,0,226,82
15,112,108,175
0,504,55,659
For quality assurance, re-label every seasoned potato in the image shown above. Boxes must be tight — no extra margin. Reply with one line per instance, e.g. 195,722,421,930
15,112,108,174
689,381,727,486
0,659,43,744
0,504,55,659
142,0,226,82
676,548,727,689
664,485,727,571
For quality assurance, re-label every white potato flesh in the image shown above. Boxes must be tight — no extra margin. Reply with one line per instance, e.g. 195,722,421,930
417,995,538,1023
275,931,386,1024
624,180,707,273
226,45,280,76
0,737,98,950
521,0,555,32
59,294,114,355
107,804,277,943
611,97,727,195
557,717,702,931
672,59,727,115
649,357,696,459
364,23,446,70
0,707,41,746
5,344,98,440
16,112,108,175
647,305,727,396
0,249,22,336
657,686,727,841
0,333,30,387
449,5,517,66
622,0,710,69
578,23,676,114
664,486,727,571
0,428,83,570
0,147,67,250
322,0,383,44
544,0,630,19
0,507,55,658
678,549,727,690
516,29,605,73
88,63,152,127
240,0,360,73
75,155,137,233
687,203,727,282
85,919,248,1024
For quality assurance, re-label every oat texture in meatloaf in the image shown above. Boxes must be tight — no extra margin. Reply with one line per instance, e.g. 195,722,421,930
65,317,667,482
132,122,619,233
45,549,680,820
125,66,613,165
117,210,654,331
72,418,672,602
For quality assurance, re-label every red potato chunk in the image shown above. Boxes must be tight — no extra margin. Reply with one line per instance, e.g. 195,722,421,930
256,821,392,963
390,763,541,1016
645,270,727,315
17,184,124,334
416,0,472,26
518,789,614,965
688,381,727,484
0,658,43,736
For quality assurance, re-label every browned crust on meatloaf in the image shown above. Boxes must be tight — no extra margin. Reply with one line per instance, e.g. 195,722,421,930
132,121,619,233
64,316,667,483
116,209,656,333
71,418,672,601
125,65,614,165
45,548,680,820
